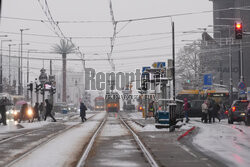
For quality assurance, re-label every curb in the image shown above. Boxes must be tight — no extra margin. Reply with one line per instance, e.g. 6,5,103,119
177,126,196,141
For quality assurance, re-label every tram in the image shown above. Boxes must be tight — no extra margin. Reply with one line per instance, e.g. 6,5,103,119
94,96,105,111
105,92,120,112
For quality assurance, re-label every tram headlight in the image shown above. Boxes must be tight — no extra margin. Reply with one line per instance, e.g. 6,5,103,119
14,111,18,116
27,109,33,116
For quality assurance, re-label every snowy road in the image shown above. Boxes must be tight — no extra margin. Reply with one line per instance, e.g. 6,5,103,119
188,119,250,167
7,112,105,167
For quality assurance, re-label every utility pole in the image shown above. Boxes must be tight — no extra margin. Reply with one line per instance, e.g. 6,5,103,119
20,28,29,95
50,59,52,75
172,21,176,100
1,39,12,92
239,40,243,82
8,44,16,86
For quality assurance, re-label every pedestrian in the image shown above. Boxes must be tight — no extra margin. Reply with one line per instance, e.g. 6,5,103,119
148,101,155,117
44,99,56,122
212,102,221,122
19,103,28,123
32,102,40,122
80,102,87,122
0,98,7,125
183,98,191,123
39,102,45,120
201,100,208,123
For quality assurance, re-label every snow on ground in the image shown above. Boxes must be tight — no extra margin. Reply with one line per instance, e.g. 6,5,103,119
11,112,106,167
188,118,250,167
101,117,129,137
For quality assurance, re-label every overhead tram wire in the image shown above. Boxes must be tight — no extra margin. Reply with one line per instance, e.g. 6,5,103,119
2,6,250,24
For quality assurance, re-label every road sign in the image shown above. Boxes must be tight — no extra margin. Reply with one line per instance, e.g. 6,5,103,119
157,62,166,68
142,67,150,73
239,90,246,95
204,74,212,86
238,82,246,90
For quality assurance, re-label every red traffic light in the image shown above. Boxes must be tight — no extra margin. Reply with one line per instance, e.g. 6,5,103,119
235,22,242,30
235,21,243,39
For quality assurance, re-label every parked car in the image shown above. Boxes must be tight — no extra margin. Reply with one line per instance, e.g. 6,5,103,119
53,102,69,114
67,103,77,112
228,100,249,124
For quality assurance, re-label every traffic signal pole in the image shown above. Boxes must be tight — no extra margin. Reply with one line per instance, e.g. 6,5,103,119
240,40,244,82
172,21,176,100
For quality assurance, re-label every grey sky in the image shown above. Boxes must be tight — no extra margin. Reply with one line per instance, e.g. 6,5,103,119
0,0,213,82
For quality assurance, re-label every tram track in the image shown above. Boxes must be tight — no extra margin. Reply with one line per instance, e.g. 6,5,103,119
120,116,159,167
76,113,159,167
3,113,98,167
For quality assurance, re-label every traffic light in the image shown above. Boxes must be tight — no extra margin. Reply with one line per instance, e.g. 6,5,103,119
235,21,243,39
27,83,33,91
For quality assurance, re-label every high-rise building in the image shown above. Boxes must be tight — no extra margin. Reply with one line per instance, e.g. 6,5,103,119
207,0,250,88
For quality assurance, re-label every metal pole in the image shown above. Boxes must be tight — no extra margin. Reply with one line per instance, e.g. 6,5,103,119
20,30,23,95
194,52,197,89
0,41,3,93
27,51,30,100
50,59,52,75
229,37,233,104
172,21,176,100
8,44,11,86
18,44,21,95
240,40,243,82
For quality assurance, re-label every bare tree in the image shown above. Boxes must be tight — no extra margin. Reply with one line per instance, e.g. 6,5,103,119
176,44,202,89
53,39,75,102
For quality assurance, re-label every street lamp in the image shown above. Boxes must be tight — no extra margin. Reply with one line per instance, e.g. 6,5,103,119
8,43,17,86
0,39,12,93
18,42,29,95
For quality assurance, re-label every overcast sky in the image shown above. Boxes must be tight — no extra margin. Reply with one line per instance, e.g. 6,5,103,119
0,0,213,83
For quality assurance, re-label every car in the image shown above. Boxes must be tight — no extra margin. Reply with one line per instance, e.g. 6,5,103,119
228,100,249,124
12,104,35,122
53,102,69,114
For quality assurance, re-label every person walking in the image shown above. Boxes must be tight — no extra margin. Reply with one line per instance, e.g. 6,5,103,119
44,99,56,122
183,98,191,123
148,101,155,117
39,102,45,120
32,102,40,122
212,102,221,122
207,98,214,123
201,100,208,123
19,103,28,123
0,98,7,125
80,102,87,122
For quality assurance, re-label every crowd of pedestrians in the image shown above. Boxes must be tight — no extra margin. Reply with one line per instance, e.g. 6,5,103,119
201,98,222,123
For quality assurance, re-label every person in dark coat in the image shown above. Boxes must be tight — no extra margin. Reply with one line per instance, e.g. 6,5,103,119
80,102,87,122
44,99,56,122
32,102,40,122
39,102,45,120
183,98,191,123
19,103,28,123
0,98,7,125
212,102,221,122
